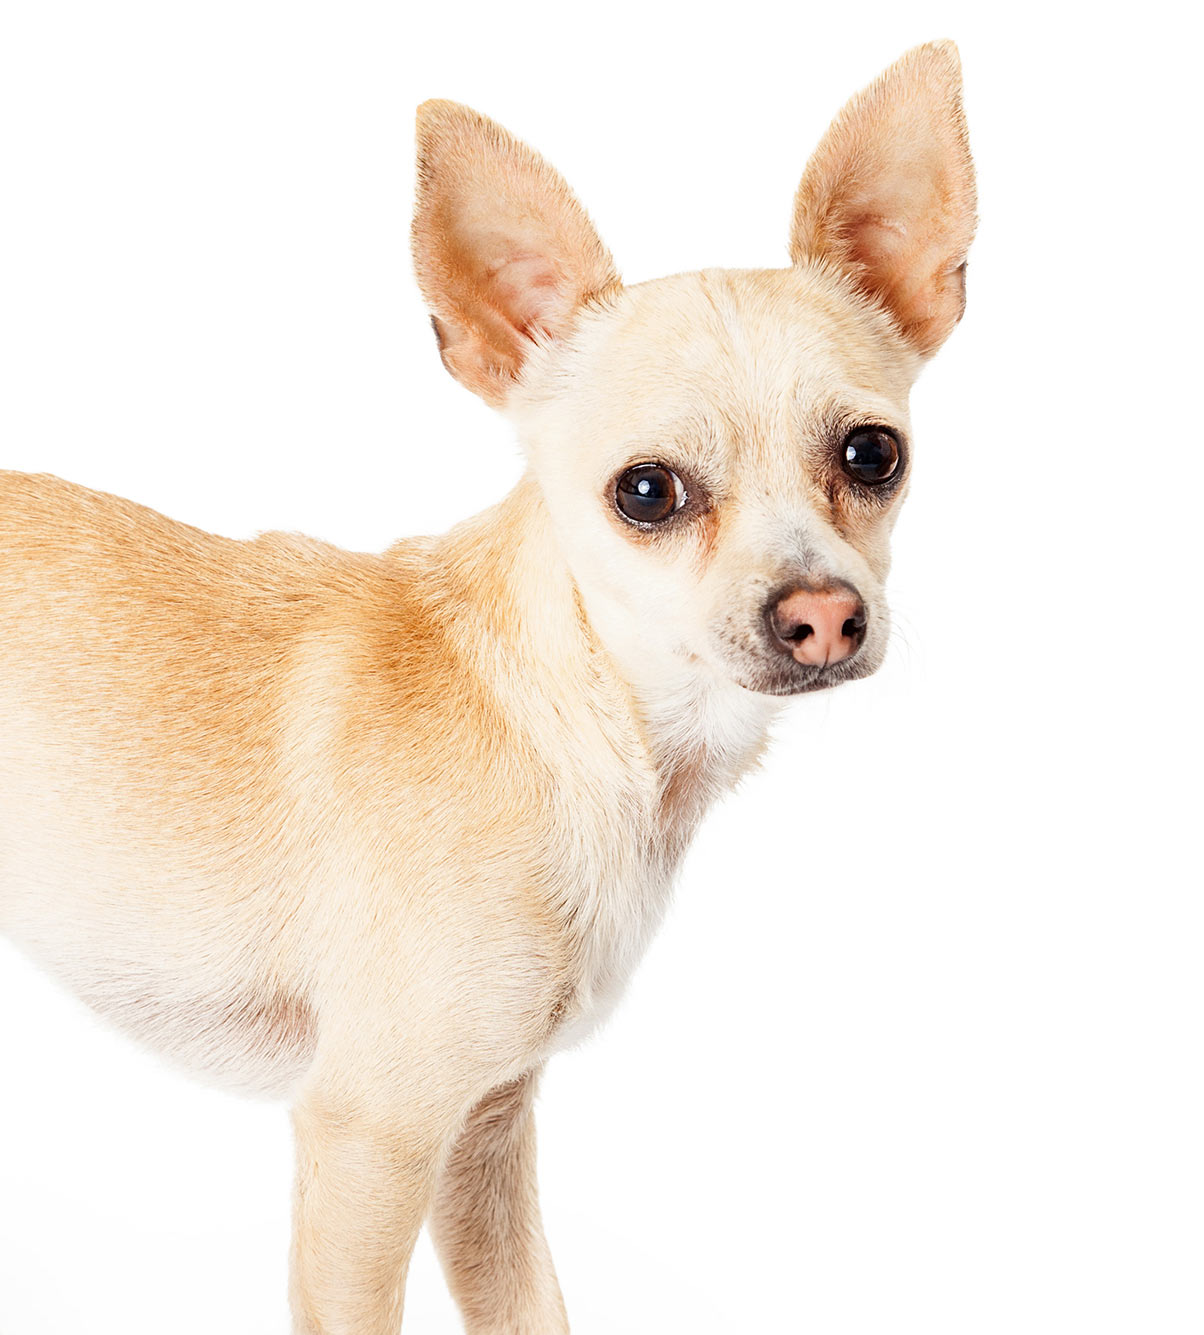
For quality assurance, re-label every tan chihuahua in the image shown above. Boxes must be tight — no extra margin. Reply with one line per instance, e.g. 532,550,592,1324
0,41,975,1335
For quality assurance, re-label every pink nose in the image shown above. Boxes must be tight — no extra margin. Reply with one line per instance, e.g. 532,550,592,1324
769,584,866,667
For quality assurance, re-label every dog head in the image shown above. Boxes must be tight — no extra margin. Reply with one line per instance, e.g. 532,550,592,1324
412,42,975,701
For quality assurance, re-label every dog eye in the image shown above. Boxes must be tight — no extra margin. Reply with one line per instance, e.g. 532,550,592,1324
615,464,686,524
841,428,901,485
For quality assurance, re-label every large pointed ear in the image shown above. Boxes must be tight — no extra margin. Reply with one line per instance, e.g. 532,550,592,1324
412,101,620,404
790,41,977,357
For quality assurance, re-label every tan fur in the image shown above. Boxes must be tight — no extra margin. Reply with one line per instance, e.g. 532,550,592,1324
412,99,621,403
790,40,976,355
429,1073,568,1334
0,43,974,1333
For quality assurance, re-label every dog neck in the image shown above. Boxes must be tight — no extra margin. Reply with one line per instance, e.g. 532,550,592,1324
434,476,779,848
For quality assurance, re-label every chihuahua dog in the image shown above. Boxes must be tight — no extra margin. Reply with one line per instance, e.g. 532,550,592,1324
0,41,975,1335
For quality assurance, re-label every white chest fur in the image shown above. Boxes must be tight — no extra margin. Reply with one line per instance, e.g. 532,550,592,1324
546,669,779,1050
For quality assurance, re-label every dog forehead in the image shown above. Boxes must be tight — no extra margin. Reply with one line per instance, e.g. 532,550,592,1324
527,266,917,446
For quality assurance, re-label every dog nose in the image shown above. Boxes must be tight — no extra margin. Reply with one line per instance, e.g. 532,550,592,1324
769,584,866,667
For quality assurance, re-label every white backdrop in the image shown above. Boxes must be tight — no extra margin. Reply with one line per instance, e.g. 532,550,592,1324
0,3,1199,1333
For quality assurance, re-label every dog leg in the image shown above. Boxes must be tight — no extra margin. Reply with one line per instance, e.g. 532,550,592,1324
289,1083,450,1335
429,1071,569,1335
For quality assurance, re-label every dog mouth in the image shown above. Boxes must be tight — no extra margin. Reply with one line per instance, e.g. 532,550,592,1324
709,617,886,697
729,652,880,697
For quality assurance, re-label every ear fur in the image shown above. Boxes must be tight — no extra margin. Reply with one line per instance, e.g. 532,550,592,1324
790,41,977,356
412,101,620,404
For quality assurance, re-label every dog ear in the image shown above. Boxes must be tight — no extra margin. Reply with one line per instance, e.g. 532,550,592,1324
412,101,620,404
789,41,977,357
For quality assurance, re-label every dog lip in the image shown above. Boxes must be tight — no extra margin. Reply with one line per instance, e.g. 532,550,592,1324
728,651,880,697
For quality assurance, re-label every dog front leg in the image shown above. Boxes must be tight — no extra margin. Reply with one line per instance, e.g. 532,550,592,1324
289,1085,449,1335
429,1071,569,1334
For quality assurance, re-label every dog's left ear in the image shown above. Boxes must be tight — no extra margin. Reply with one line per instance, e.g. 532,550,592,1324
790,41,977,357
412,101,620,405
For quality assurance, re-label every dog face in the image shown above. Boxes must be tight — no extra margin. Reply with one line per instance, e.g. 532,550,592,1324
413,42,975,702
508,265,917,699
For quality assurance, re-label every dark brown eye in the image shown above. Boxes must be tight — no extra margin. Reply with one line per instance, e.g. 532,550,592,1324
841,428,901,485
615,464,686,524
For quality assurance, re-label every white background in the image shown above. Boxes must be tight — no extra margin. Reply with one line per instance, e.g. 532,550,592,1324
0,2,1200,1332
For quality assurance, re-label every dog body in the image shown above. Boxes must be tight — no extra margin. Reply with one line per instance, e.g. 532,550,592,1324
0,43,974,1335
0,467,717,1092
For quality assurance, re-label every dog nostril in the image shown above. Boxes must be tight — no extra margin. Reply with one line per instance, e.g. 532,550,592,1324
841,615,865,639
787,623,814,643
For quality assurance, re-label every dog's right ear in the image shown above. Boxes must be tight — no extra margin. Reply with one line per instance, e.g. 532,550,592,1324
412,101,619,405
